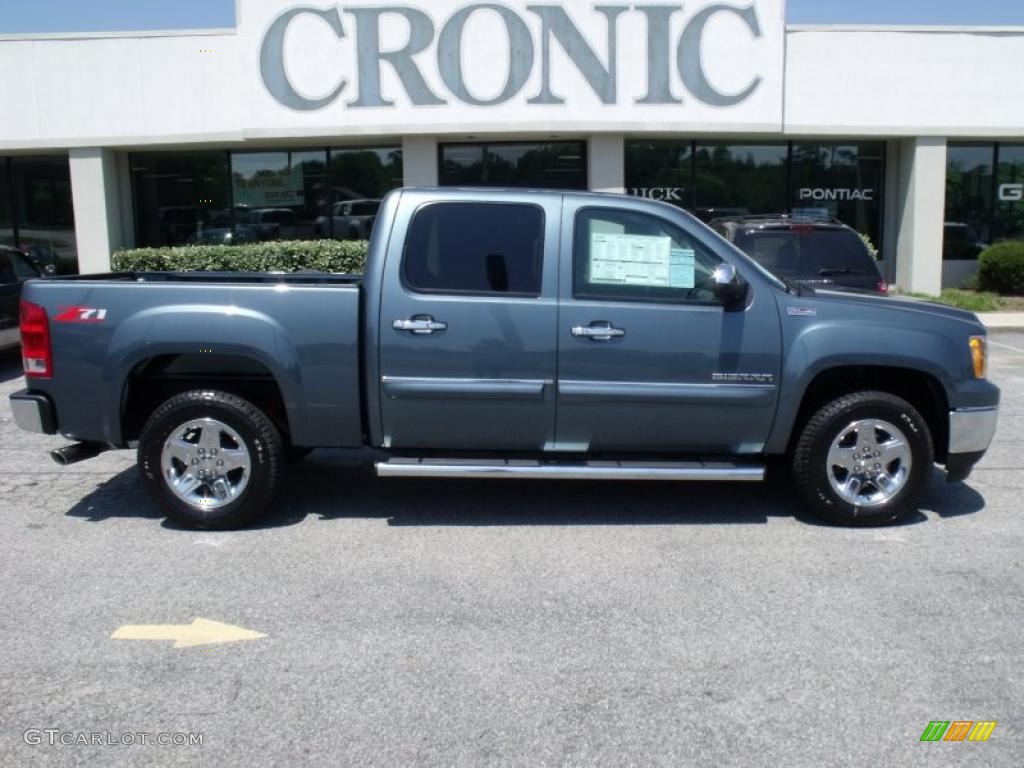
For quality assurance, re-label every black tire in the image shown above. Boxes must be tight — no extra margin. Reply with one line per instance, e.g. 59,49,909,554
792,391,933,526
138,390,284,530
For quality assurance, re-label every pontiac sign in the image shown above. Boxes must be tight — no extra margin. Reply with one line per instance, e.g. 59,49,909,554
243,0,784,134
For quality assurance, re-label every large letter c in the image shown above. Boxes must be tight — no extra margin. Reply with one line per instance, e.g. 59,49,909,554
260,7,347,111
679,3,762,107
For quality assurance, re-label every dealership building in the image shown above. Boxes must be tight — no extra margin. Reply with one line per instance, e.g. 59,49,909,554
1,0,1022,294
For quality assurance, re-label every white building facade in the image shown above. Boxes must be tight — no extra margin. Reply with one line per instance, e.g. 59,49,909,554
1,0,1022,293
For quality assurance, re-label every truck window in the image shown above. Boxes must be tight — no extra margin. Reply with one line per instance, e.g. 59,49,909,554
402,203,544,296
573,208,724,304
9,252,40,280
0,253,13,284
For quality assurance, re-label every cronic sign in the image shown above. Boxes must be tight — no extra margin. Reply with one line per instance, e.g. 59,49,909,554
257,2,773,112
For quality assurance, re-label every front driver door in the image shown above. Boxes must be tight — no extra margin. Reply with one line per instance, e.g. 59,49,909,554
378,193,561,451
554,202,782,455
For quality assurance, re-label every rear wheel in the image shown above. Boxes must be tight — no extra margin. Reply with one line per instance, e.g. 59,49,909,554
138,390,284,529
792,391,933,526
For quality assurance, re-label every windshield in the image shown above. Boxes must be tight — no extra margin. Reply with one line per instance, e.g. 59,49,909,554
733,228,879,278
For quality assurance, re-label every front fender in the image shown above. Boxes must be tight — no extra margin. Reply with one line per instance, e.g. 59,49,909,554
765,317,964,454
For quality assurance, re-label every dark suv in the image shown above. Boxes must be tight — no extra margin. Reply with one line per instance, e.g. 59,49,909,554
1,245,43,349
711,215,888,295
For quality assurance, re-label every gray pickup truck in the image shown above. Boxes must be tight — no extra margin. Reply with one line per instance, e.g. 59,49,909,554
9,188,999,529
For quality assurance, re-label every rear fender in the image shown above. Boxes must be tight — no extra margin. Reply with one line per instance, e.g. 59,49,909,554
104,304,303,445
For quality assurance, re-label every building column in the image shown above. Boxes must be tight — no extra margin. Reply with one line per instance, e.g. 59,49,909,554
893,137,946,295
589,133,625,193
69,148,123,273
402,135,438,187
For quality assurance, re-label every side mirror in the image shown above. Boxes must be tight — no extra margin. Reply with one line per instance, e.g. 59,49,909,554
713,264,748,307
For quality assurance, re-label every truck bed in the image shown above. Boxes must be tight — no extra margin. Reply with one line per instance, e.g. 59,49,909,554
20,271,365,449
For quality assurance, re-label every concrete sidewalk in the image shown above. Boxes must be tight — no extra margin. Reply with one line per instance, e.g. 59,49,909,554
978,312,1024,330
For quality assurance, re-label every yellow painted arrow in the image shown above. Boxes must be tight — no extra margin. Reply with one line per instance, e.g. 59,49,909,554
111,618,266,649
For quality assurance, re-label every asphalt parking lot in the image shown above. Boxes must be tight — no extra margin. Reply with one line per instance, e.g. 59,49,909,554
0,335,1022,767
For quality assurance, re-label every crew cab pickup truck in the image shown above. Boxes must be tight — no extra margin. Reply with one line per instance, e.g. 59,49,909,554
9,188,1000,529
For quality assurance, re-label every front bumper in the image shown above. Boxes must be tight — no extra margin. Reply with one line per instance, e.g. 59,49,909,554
9,389,57,435
946,407,998,482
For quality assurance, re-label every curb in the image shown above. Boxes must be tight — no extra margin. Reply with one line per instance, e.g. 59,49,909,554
977,312,1024,330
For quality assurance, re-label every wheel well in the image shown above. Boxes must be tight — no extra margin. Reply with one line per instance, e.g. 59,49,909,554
122,354,290,445
790,366,950,461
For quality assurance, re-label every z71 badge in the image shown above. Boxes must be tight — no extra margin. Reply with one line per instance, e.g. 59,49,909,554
53,306,108,323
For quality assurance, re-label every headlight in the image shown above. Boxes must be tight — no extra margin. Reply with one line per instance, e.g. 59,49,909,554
969,335,987,379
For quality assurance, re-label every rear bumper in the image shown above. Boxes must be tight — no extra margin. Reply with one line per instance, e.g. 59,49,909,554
945,407,998,482
9,389,57,435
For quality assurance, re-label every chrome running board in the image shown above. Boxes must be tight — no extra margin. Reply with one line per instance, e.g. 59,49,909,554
376,458,764,482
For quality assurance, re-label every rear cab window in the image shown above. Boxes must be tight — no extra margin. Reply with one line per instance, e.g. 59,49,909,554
402,202,545,296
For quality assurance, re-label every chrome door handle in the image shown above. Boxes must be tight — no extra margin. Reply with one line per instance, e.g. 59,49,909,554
393,316,448,335
571,322,626,341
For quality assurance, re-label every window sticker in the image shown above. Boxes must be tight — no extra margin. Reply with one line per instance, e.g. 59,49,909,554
589,233,673,287
669,248,695,288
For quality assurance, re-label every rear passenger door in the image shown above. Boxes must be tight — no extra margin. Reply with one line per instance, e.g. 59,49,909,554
378,192,561,450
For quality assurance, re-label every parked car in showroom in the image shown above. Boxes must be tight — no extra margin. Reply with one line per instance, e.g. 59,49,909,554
187,227,258,245
712,215,889,295
238,208,306,241
0,245,43,348
314,199,381,239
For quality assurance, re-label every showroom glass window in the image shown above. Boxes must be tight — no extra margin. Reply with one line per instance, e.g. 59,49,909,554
231,151,328,242
790,142,885,249
132,147,403,247
439,141,587,189
10,156,78,274
944,143,995,259
325,147,403,240
131,151,231,247
693,143,788,220
996,143,1024,242
0,159,13,249
625,140,693,208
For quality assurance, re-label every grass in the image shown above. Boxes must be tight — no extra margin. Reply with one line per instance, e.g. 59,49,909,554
905,289,1003,312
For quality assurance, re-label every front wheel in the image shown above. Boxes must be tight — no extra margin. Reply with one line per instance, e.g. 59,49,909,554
792,391,933,526
138,390,284,529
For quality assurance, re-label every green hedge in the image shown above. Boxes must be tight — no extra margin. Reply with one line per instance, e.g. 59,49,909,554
112,240,369,274
978,240,1024,295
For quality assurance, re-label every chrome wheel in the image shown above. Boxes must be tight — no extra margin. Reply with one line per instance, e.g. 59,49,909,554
160,418,251,511
826,418,912,507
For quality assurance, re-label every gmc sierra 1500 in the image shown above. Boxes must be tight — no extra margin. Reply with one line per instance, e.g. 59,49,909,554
9,188,999,529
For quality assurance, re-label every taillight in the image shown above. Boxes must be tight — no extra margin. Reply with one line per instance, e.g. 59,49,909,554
876,280,889,296
20,300,52,378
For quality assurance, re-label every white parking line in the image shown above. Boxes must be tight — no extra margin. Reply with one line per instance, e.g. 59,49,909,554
988,339,1024,355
